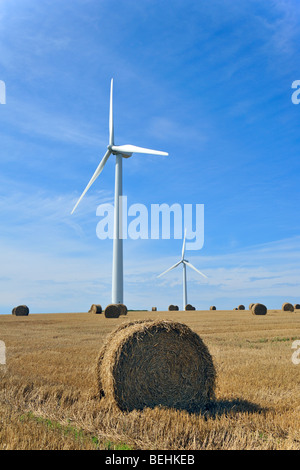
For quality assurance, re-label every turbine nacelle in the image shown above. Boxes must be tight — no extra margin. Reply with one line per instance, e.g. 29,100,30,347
108,145,133,158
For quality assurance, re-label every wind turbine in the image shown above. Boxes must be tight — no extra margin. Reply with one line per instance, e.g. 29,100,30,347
157,230,207,310
71,79,168,305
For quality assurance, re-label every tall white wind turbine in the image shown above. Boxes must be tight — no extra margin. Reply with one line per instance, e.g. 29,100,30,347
71,79,168,304
157,230,207,310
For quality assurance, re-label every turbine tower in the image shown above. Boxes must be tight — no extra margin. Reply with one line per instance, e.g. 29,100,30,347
71,79,168,304
157,230,207,309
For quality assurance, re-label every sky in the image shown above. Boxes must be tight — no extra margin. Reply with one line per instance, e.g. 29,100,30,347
0,0,300,313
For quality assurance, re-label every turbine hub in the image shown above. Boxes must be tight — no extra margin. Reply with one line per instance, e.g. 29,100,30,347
108,144,132,158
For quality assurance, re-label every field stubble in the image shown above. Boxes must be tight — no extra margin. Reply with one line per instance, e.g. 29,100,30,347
0,309,299,450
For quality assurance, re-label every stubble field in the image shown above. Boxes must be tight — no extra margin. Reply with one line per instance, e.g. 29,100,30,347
0,309,299,450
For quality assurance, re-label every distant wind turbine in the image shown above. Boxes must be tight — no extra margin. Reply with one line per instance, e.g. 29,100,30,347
157,230,207,310
71,79,168,305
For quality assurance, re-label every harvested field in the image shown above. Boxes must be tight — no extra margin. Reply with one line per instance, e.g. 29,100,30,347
0,309,299,450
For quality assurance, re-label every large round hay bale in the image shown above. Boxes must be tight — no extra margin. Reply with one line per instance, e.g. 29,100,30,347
96,320,216,412
252,303,267,316
249,303,255,311
294,304,300,310
12,305,29,316
210,306,216,311
238,305,245,310
185,304,195,311
104,304,120,318
168,305,177,311
89,304,102,314
118,304,128,316
282,302,294,312
152,307,157,311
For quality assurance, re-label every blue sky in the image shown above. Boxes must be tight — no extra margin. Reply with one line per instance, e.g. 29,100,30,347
0,0,300,312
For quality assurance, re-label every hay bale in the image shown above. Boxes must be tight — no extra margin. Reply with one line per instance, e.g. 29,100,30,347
89,304,102,314
210,306,216,311
118,304,128,316
249,303,255,311
104,304,120,318
152,307,157,311
96,319,216,412
185,304,195,311
233,308,238,310
252,303,267,316
282,302,294,312
12,305,29,316
238,305,245,310
169,305,179,311
294,304,300,310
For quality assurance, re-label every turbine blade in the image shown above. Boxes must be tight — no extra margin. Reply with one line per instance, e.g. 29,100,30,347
71,150,111,214
157,261,182,278
109,79,114,146
184,261,207,279
111,144,168,156
181,228,187,259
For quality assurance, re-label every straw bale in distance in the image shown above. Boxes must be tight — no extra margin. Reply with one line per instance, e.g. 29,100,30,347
249,303,255,311
168,305,176,311
210,306,216,311
252,303,267,316
104,304,120,318
238,305,245,310
185,304,195,311
89,304,102,314
294,304,300,310
96,319,216,412
152,307,157,311
282,302,294,312
12,305,29,316
118,304,128,316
